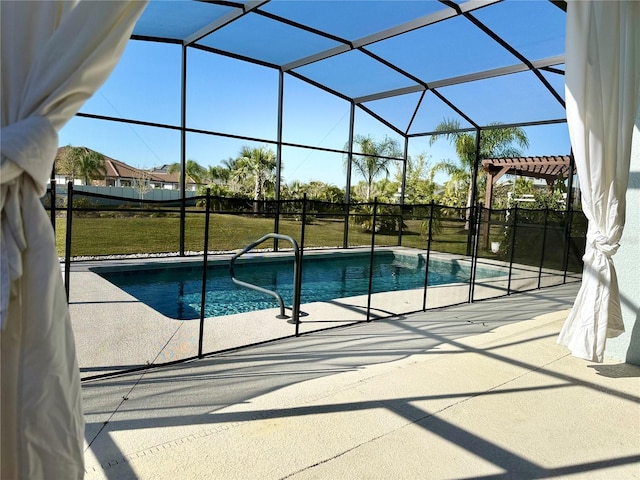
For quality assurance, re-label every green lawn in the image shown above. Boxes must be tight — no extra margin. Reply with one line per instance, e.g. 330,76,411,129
56,213,464,257
56,211,580,276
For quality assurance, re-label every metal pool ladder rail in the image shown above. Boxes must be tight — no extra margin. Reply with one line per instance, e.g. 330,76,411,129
229,234,301,326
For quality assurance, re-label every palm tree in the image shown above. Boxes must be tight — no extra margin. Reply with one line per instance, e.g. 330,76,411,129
429,118,529,221
395,153,437,204
235,145,277,206
77,149,106,186
209,157,245,195
283,180,305,200
167,159,207,187
221,156,241,171
346,135,402,201
207,165,231,184
319,183,345,204
57,146,105,185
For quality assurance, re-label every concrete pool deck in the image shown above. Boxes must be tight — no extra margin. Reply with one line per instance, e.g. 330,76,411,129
67,248,581,376
77,279,640,479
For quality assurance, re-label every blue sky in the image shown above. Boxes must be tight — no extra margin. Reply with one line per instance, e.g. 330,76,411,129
59,1,570,187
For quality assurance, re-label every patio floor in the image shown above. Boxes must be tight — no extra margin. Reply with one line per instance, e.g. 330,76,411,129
81,282,640,479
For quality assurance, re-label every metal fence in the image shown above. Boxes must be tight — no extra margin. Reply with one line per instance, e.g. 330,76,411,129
47,183,586,381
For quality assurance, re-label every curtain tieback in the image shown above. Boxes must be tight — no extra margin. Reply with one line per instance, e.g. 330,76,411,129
587,231,619,258
0,115,58,328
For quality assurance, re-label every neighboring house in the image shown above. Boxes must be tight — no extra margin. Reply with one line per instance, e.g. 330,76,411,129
149,164,199,191
49,173,82,186
102,156,149,188
53,147,199,191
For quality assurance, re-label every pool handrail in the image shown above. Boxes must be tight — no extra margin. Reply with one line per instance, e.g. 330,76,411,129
229,233,301,325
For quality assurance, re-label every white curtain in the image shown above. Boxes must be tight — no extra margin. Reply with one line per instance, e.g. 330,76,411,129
558,1,640,362
0,1,146,478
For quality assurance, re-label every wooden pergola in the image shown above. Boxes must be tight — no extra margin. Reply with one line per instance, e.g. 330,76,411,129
480,155,575,249
482,155,575,208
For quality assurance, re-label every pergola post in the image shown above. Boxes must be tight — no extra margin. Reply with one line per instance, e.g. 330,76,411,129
480,155,574,249
482,169,494,250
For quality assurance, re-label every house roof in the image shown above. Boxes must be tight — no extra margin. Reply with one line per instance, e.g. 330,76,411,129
482,155,574,183
104,156,151,180
56,146,196,184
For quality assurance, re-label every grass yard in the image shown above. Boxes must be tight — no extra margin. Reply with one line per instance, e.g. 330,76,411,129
55,208,577,270
57,213,467,258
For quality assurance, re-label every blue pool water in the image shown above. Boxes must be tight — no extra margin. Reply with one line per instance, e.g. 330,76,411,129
95,252,504,320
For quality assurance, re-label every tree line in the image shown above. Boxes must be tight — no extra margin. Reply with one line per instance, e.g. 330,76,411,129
55,120,567,210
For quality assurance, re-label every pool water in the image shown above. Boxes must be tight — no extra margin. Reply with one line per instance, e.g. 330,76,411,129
96,252,504,320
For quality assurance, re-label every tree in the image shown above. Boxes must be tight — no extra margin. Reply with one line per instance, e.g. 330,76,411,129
235,145,277,205
350,181,381,203
56,145,106,185
429,118,529,223
489,177,534,209
167,159,207,187
207,165,231,184
282,180,305,200
305,180,334,201
346,135,402,201
281,180,346,207
133,168,152,202
206,157,245,196
319,183,345,204
531,176,566,210
394,153,437,204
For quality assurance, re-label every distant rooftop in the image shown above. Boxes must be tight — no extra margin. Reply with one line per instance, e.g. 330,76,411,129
56,147,196,185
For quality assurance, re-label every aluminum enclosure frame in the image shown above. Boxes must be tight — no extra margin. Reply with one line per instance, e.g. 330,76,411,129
75,0,570,253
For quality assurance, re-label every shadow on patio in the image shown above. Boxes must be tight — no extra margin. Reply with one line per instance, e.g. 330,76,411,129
81,283,640,479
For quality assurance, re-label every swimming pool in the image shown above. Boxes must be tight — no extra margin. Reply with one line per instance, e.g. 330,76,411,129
95,251,505,320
